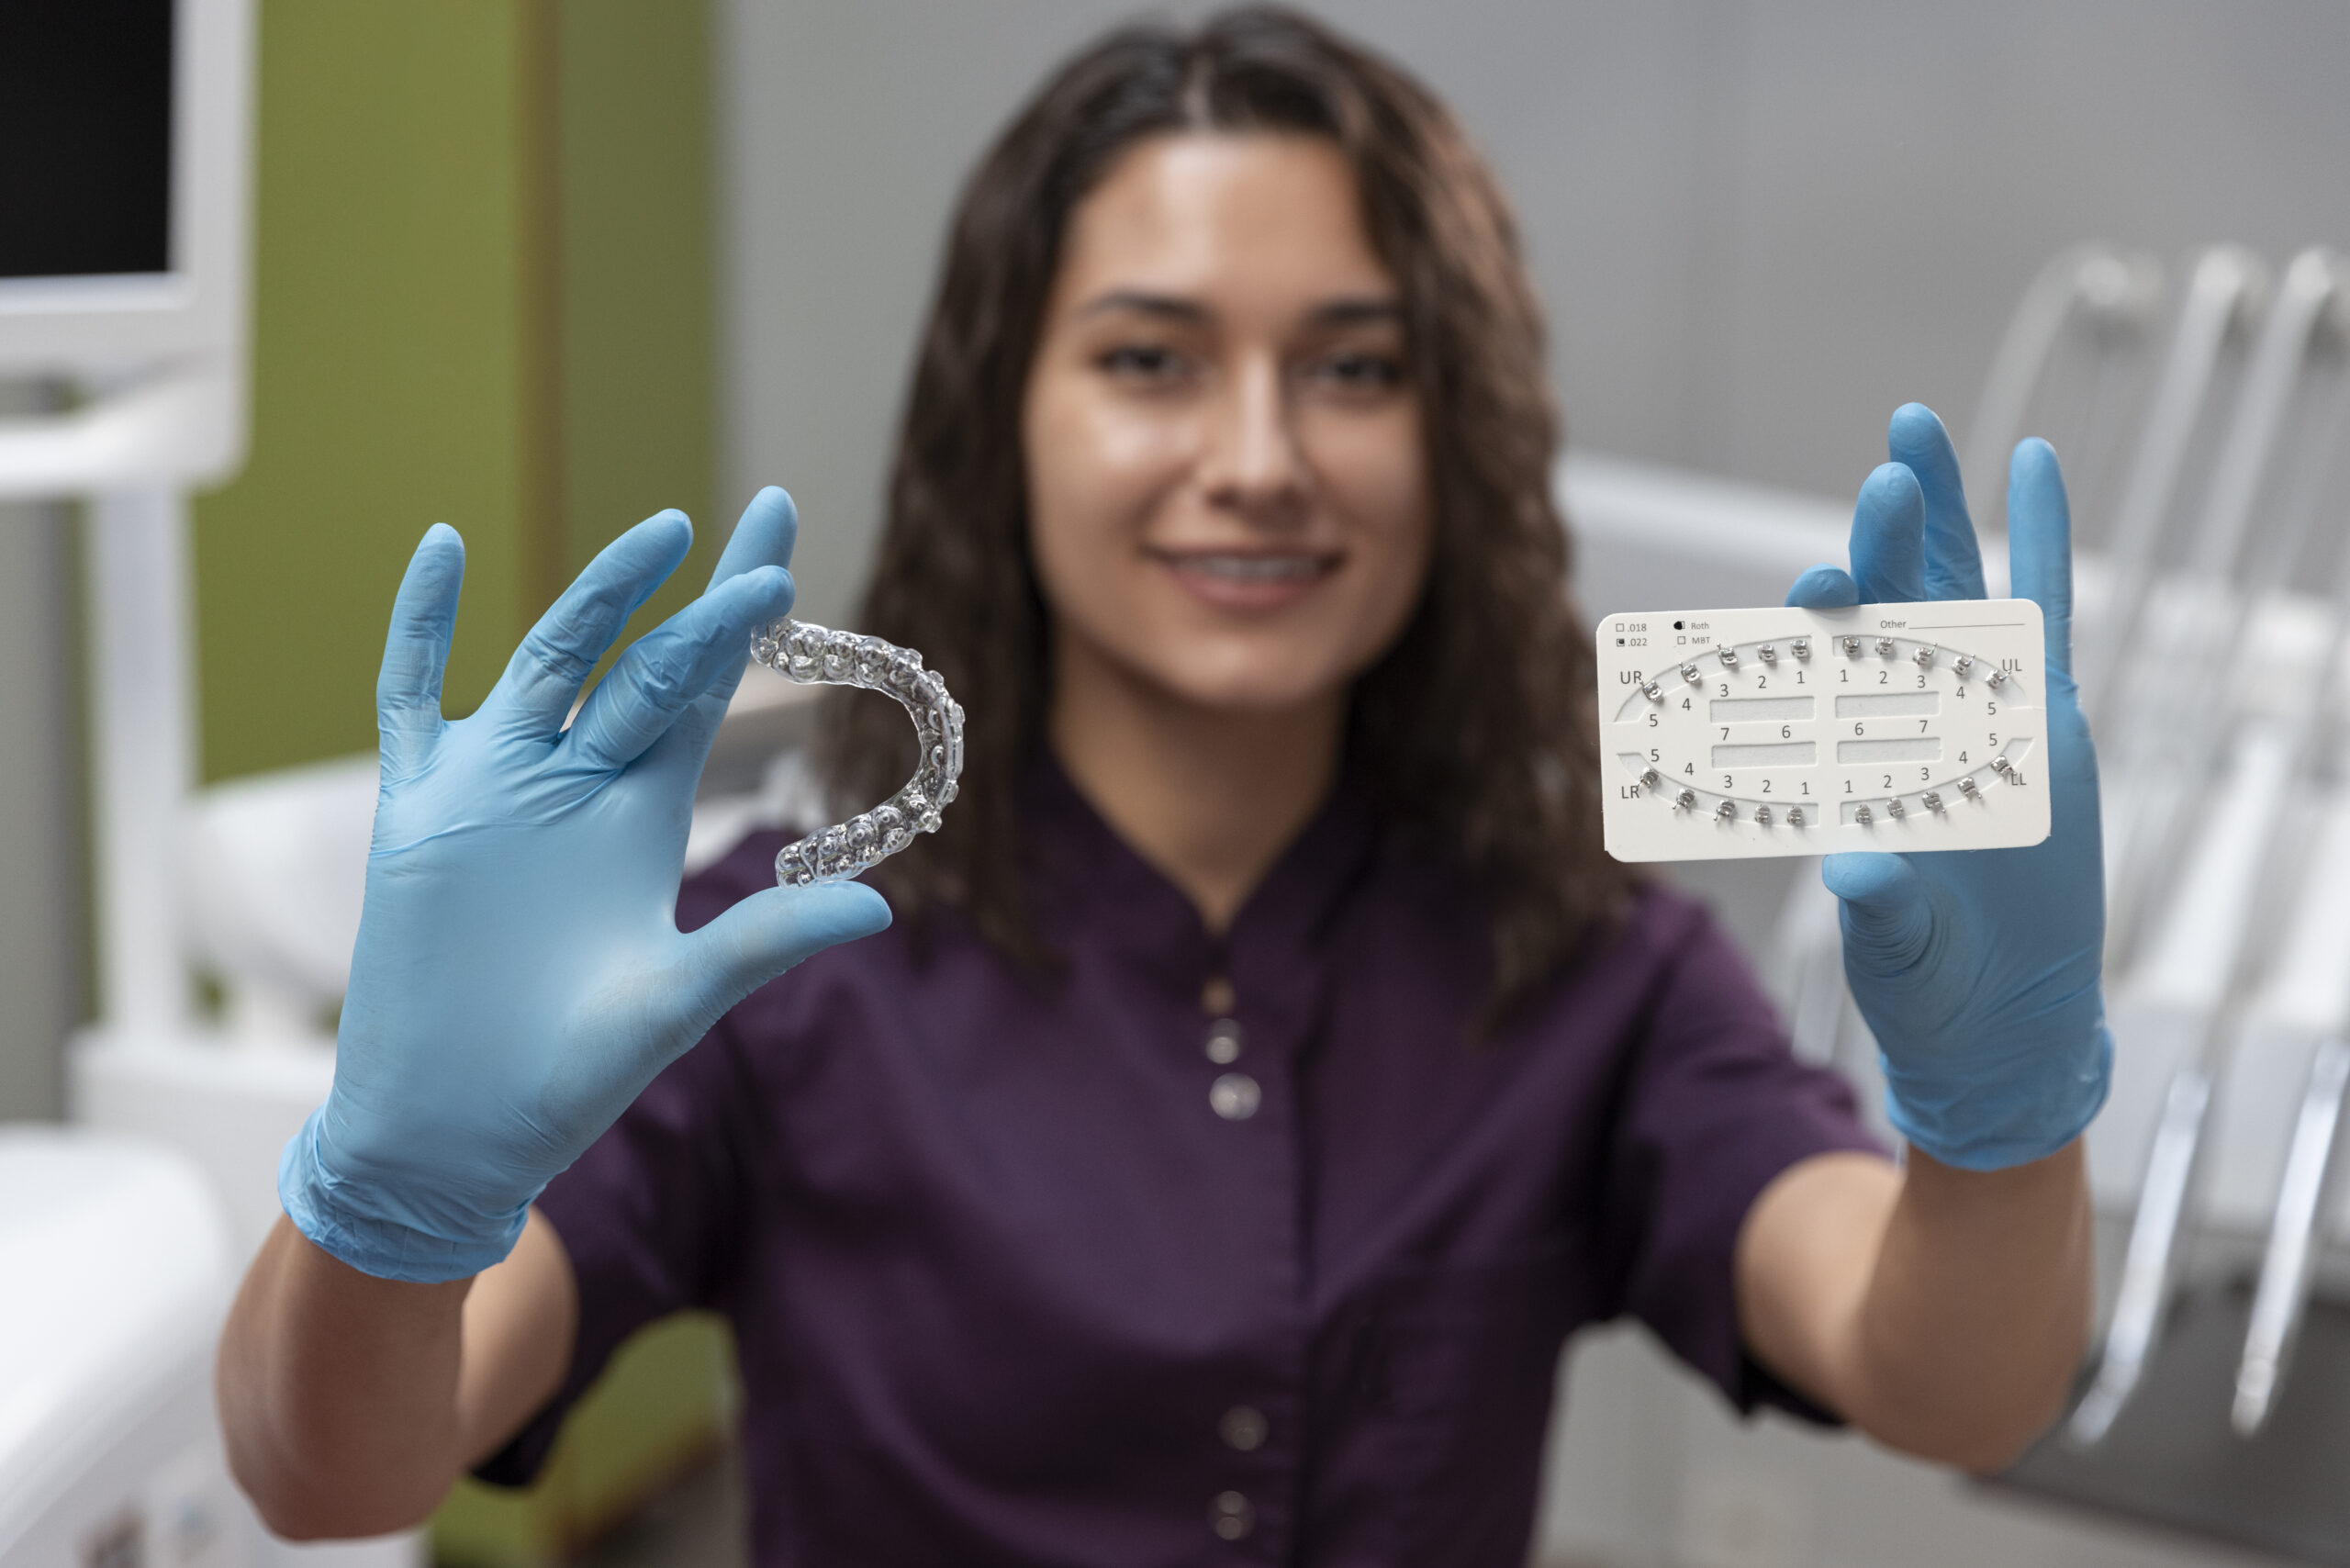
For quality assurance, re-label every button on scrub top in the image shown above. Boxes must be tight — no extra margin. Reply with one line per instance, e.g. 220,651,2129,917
479,761,1879,1565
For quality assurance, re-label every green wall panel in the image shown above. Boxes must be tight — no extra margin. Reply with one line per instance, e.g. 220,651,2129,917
193,2,538,782
559,0,717,600
192,0,715,785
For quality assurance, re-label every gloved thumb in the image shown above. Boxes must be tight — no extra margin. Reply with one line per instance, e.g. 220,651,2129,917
1785,564,1859,610
1821,851,1936,974
672,879,893,1030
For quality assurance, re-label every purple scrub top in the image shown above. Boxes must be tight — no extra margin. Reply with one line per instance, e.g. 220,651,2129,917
481,761,1879,1564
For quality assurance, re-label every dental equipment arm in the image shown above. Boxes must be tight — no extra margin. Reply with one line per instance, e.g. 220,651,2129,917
2234,470,2350,1435
2104,250,2350,967
1961,245,2163,538
2071,251,2350,1444
2235,1038,2350,1433
2076,247,2266,724
2070,705,2319,1444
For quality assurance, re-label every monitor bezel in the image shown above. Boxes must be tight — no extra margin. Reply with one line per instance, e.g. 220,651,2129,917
0,0,252,376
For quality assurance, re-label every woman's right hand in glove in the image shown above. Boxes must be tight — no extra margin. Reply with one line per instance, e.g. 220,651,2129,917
278,487,890,1283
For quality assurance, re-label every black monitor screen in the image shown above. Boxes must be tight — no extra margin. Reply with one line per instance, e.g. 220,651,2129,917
0,0,174,279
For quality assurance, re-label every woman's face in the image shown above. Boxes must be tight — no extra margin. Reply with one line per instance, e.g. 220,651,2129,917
1022,132,1432,714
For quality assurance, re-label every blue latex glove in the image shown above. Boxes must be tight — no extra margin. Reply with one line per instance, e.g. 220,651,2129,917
1785,404,2109,1170
280,490,890,1282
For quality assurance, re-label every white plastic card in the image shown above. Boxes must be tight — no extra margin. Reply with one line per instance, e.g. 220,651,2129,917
1595,600,2051,863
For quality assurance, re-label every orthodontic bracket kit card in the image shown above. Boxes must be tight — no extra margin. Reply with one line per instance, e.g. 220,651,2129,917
1595,600,2050,863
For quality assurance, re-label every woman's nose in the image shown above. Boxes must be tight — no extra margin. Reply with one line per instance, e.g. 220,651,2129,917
1198,354,1309,526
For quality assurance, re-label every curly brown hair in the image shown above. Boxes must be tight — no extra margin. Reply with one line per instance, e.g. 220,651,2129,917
822,6,1631,1018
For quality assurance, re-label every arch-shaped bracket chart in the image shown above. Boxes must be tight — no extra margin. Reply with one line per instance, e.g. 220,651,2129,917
1595,600,2051,863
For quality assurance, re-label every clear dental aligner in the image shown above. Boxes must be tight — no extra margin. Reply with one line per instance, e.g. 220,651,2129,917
748,618,966,886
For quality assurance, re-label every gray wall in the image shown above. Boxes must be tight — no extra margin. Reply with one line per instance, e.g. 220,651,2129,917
719,0,2350,628
0,493,84,1121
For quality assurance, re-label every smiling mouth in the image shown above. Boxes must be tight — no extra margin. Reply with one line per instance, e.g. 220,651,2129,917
1158,552,1337,582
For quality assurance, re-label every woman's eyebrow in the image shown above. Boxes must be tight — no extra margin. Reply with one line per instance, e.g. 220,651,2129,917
1309,297,1403,325
1073,290,1402,324
1077,289,1209,322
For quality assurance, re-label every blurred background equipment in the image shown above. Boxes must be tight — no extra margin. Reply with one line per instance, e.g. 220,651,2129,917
0,0,251,1071
1668,235,2350,1562
9,4,2350,1568
1568,234,2350,1565
0,1127,241,1568
0,1,742,1563
0,2,364,1565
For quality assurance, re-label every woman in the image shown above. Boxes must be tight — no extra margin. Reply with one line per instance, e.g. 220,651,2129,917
222,11,2107,1564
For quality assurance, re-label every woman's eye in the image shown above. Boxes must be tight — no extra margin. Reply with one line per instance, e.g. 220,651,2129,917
1305,351,1405,391
1098,344,1186,381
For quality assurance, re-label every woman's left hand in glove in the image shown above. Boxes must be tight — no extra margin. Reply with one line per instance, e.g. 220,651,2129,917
1783,403,2109,1170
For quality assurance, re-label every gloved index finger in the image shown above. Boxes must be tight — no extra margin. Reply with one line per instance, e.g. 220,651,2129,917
2006,437,2076,682
487,510,694,734
1850,462,1927,603
645,486,804,782
565,565,797,773
1887,403,1987,601
376,523,465,773
707,486,800,591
